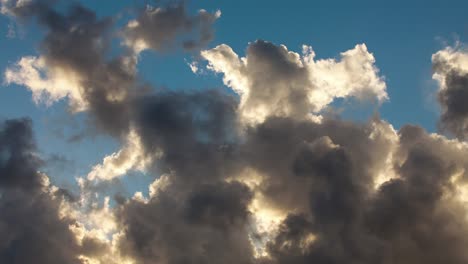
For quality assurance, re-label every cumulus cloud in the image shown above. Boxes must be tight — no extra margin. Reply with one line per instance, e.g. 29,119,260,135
122,3,221,54
3,0,222,134
201,40,387,123
87,128,155,182
4,56,88,111
432,45,468,139
0,118,137,264
4,1,468,264
117,181,255,264
2,0,137,137
0,118,83,264
246,118,468,264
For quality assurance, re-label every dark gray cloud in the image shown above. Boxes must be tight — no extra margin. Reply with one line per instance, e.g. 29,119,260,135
432,47,468,140
3,0,136,135
3,0,220,137
134,90,241,185
241,117,395,214
242,117,391,263
118,181,255,264
0,118,43,190
115,90,255,263
123,3,220,53
255,121,468,264
36,4,136,135
437,71,468,139
116,113,468,264
0,118,82,264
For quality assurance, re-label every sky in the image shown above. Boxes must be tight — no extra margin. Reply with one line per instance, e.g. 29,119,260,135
1,0,468,263
1,0,467,186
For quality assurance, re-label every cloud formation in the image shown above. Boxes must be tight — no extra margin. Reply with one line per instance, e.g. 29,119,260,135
87,128,153,182
123,3,221,54
201,41,387,124
2,1,468,264
433,45,468,139
0,118,82,264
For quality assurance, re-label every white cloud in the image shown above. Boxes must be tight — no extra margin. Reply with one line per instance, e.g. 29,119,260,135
201,41,387,124
149,173,171,198
4,56,88,111
432,45,468,90
87,128,156,182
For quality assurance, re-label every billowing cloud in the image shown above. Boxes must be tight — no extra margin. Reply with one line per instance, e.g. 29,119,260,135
247,118,468,264
4,56,88,111
3,1,468,264
2,0,136,137
123,3,221,54
201,40,387,124
87,128,154,182
0,118,82,264
117,181,255,264
3,0,222,134
0,119,133,263
432,45,468,139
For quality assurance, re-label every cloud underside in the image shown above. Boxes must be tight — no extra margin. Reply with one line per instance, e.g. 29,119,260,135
2,1,468,264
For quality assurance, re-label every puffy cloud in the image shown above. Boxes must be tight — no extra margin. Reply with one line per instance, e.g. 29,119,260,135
3,1,223,138
122,3,221,54
3,2,137,136
5,1,468,264
0,118,83,263
4,56,88,111
65,194,135,264
113,109,468,264
87,128,155,182
247,118,468,264
133,90,240,186
201,40,387,124
0,118,130,263
117,181,255,264
432,45,468,139
5,114,468,264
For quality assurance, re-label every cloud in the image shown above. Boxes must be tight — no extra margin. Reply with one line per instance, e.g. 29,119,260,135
4,56,88,111
0,0,55,18
117,181,255,264
87,128,154,182
0,118,43,190
3,1,222,136
115,111,468,264
3,1,468,264
3,1,137,139
0,118,83,264
122,3,221,54
432,45,468,139
253,120,468,264
201,40,387,124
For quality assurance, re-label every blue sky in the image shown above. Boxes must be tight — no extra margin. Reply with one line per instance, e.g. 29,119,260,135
1,0,467,191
